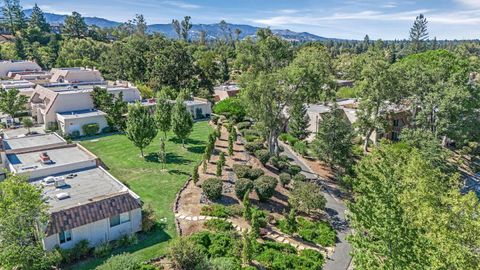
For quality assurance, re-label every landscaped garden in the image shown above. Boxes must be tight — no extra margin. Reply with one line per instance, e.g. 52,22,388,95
70,121,211,269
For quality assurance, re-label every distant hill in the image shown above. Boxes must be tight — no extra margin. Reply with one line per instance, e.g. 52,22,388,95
23,9,333,42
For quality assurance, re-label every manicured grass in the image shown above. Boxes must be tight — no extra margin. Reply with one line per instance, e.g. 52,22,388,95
70,121,211,269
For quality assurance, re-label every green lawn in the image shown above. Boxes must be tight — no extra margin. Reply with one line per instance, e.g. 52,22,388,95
70,121,211,269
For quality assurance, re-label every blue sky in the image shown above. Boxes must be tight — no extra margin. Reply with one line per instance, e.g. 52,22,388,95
21,0,480,40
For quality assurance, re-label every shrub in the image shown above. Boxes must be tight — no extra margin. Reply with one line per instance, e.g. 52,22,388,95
82,123,100,136
247,168,265,180
233,164,252,178
253,176,278,202
211,115,219,124
72,239,90,260
270,155,290,171
293,173,307,183
201,204,229,218
226,204,243,216
204,218,234,232
210,257,241,270
299,249,325,269
116,234,138,248
236,121,251,130
203,178,223,201
93,242,112,258
279,133,290,142
244,134,260,142
255,149,271,165
101,126,112,133
245,141,264,154
293,141,308,156
96,253,141,270
297,217,336,247
242,129,261,138
279,173,292,187
288,165,302,176
235,178,253,199
168,237,210,270
70,130,81,138
192,163,200,184
280,133,299,145
141,203,157,232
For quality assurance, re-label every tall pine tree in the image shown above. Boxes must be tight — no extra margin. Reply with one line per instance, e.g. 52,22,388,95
409,14,428,54
28,4,49,32
288,102,310,140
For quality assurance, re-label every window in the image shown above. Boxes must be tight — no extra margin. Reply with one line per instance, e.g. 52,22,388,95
110,212,130,227
59,230,72,244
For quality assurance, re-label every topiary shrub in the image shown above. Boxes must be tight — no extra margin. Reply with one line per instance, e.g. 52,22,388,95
293,173,307,182
82,123,100,136
202,178,223,201
247,168,265,180
245,134,260,142
204,218,234,232
288,165,302,176
232,164,251,178
253,176,278,202
200,204,229,218
279,173,292,187
235,178,253,199
255,149,271,165
244,140,264,154
236,121,251,130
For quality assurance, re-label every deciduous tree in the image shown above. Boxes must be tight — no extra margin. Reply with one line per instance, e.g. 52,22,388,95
125,102,158,157
172,97,193,147
0,88,28,127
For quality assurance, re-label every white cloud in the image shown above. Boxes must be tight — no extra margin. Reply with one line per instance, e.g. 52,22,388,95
162,1,200,9
455,0,480,8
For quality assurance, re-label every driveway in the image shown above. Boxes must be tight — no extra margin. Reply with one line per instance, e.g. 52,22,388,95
280,142,352,270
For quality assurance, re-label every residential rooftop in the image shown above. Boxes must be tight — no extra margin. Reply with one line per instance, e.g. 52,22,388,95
32,167,131,213
0,79,36,89
2,133,66,152
57,109,107,120
7,145,96,175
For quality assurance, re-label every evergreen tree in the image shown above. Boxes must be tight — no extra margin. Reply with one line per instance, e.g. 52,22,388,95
409,14,429,54
288,102,310,140
228,134,234,156
242,192,252,220
171,97,193,147
216,152,225,177
28,4,50,32
241,231,253,265
192,162,199,184
125,102,158,158
1,0,26,35
154,89,173,138
63,11,88,38
91,87,127,131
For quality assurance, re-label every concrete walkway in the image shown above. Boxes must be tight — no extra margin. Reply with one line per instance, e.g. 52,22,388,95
280,142,353,270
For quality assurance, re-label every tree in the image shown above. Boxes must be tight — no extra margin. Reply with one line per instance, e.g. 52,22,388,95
202,178,223,201
158,138,166,170
0,88,27,127
241,231,253,265
1,0,26,35
228,134,234,156
348,143,480,269
171,97,193,147
171,16,192,41
216,152,225,177
154,89,172,138
125,102,158,157
312,106,354,168
253,175,277,202
22,117,33,134
0,175,61,269
288,102,310,140
289,181,326,215
91,86,127,131
63,11,88,38
242,44,332,155
28,3,49,33
242,192,252,220
409,14,428,54
168,237,209,270
192,162,200,184
133,14,147,36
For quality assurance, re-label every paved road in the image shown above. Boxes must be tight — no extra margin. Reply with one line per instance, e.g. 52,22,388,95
280,142,352,270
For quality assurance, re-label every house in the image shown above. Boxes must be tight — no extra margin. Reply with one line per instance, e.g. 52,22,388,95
1,133,142,250
49,67,104,84
29,82,141,134
0,79,36,97
10,70,53,84
214,82,240,101
0,60,42,77
142,97,212,120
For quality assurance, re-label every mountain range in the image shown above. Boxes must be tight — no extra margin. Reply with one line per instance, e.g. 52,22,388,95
23,9,332,42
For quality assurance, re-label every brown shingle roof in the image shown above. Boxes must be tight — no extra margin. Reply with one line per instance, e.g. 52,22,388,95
45,192,141,236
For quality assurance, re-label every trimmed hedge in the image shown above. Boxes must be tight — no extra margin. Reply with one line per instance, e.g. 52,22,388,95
279,173,292,187
235,178,253,199
202,178,223,201
247,168,265,180
233,164,251,178
245,140,264,154
236,121,251,130
293,173,307,182
253,176,278,202
255,149,271,165
82,123,100,136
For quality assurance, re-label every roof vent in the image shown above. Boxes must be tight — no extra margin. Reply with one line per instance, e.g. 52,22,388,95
39,152,53,164
55,192,70,200
54,177,67,188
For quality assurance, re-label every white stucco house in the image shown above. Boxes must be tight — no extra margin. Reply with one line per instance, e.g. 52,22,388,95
0,60,42,77
49,67,104,84
29,82,141,134
142,97,212,120
1,133,142,251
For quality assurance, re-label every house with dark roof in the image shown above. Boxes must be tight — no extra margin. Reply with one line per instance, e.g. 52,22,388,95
1,134,142,250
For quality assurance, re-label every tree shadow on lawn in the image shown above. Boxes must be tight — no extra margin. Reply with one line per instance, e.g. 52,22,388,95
169,169,191,176
145,152,191,165
168,137,204,145
187,145,206,154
